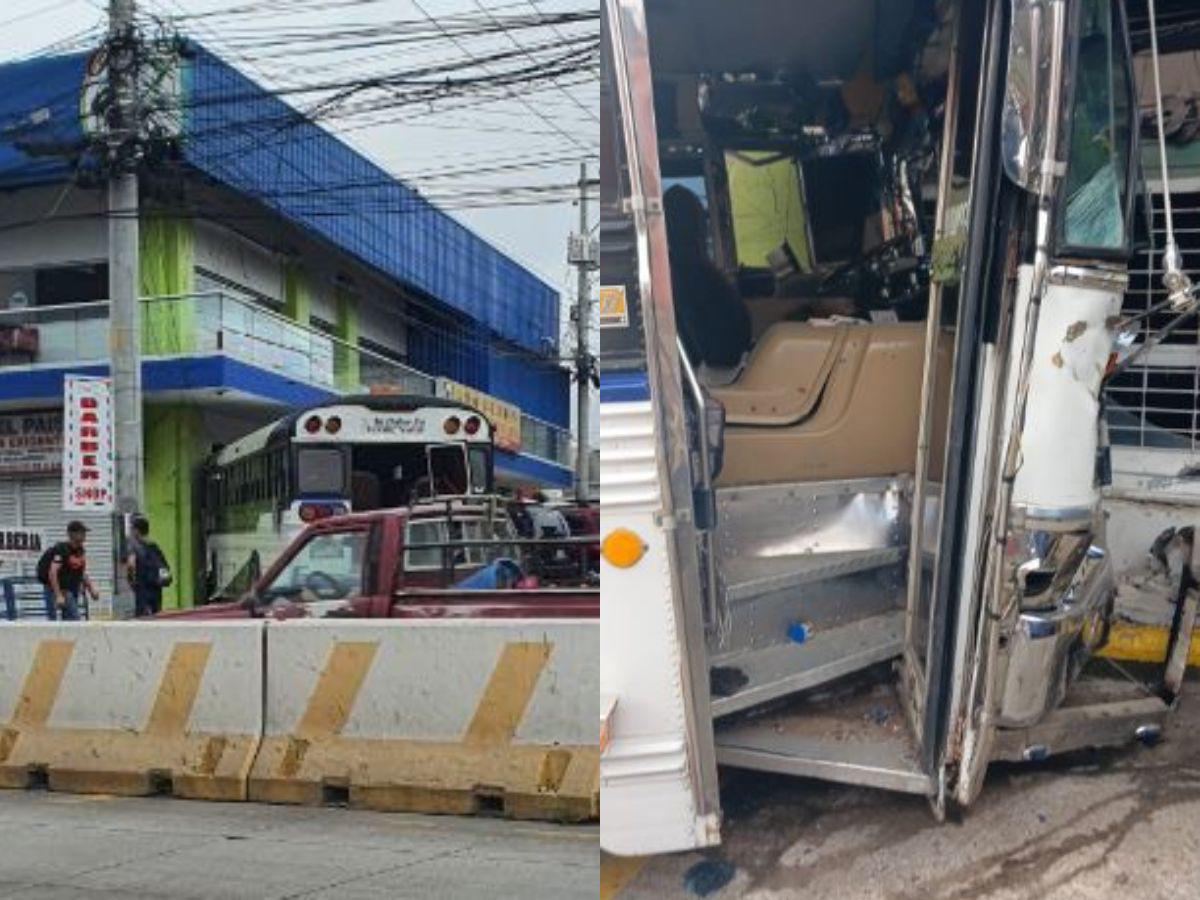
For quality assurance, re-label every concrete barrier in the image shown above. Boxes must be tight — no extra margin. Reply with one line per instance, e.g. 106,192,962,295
248,620,599,822
0,622,264,801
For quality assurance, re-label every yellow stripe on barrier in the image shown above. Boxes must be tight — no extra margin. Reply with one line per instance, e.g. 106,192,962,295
464,641,552,747
12,641,75,730
296,642,378,739
145,643,211,737
1098,622,1200,667
0,641,75,771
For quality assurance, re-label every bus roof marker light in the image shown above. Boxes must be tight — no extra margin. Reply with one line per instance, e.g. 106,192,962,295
464,416,481,435
325,416,342,434
304,415,322,434
602,528,646,569
444,416,461,435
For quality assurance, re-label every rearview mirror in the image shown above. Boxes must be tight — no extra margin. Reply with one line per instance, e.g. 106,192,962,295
1003,0,1057,191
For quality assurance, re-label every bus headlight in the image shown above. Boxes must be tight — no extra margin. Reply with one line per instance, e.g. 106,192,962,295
602,528,646,569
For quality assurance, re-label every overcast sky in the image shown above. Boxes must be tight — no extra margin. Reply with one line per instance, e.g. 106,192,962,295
0,0,597,308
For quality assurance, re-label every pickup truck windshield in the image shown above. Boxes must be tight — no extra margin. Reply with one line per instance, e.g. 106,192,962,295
265,530,367,600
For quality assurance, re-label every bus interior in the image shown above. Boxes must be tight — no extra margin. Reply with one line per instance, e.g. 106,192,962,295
346,443,481,509
640,0,994,788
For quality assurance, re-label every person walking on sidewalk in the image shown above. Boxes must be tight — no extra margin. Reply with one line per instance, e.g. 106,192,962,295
38,520,99,621
126,515,172,618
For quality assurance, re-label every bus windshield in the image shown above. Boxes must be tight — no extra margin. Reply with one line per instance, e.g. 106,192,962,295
296,447,347,495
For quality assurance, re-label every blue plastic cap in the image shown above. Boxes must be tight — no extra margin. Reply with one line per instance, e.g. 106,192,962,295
787,622,810,644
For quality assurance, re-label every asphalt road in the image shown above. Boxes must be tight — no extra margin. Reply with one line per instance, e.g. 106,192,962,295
0,793,599,899
606,675,1200,900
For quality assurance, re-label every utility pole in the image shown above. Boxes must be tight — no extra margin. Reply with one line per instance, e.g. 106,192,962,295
107,0,142,614
570,162,598,503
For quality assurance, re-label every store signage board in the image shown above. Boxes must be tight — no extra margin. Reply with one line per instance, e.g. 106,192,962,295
0,527,46,561
63,375,115,512
0,412,62,475
435,378,523,453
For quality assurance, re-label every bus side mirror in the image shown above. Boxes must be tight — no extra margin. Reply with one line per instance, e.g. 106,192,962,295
1002,0,1057,191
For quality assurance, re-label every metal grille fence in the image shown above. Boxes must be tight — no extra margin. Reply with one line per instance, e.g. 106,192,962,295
1106,187,1200,449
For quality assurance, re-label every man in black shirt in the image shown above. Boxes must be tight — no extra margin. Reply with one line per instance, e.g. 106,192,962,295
126,515,169,618
43,521,99,621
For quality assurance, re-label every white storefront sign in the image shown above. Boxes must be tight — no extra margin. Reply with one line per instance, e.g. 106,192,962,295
63,375,115,512
0,527,46,561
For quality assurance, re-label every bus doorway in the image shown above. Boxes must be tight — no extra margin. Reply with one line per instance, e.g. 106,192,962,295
348,443,476,509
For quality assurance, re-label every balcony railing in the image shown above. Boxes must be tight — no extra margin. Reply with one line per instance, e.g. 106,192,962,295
0,292,572,467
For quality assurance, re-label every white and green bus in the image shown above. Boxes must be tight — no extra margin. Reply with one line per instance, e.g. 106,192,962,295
200,394,495,597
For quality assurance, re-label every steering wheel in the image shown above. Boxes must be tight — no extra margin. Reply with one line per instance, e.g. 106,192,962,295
303,570,348,601
818,235,926,312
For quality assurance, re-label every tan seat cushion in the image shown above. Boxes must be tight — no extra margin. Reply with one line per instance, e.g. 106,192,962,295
713,322,950,485
712,322,849,426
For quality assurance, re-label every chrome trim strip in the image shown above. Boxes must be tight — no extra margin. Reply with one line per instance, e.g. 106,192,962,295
1047,265,1130,291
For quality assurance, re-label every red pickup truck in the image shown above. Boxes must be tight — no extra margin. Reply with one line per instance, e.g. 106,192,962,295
167,501,599,621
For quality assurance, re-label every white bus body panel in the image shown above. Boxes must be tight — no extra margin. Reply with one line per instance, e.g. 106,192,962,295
599,398,720,856
1010,278,1122,516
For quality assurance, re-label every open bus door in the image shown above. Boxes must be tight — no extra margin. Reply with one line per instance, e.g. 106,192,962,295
599,0,722,856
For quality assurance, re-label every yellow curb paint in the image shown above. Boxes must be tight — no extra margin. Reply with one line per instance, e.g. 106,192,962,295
1098,622,1200,667
600,854,648,900
463,641,552,748
296,642,379,738
12,641,75,729
145,643,212,737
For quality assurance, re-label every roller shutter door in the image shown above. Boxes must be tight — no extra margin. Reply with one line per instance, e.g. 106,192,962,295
9,476,115,599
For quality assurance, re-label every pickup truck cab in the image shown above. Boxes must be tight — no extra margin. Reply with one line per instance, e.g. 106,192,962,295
167,499,599,620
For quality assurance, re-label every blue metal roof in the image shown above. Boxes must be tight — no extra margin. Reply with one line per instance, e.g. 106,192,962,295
0,46,561,357
0,52,90,188
181,45,560,355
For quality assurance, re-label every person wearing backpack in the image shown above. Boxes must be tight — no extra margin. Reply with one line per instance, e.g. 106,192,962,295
37,521,99,621
125,515,172,617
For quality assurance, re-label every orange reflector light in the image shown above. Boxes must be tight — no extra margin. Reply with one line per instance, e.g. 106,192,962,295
444,416,461,435
325,416,342,434
602,528,646,569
